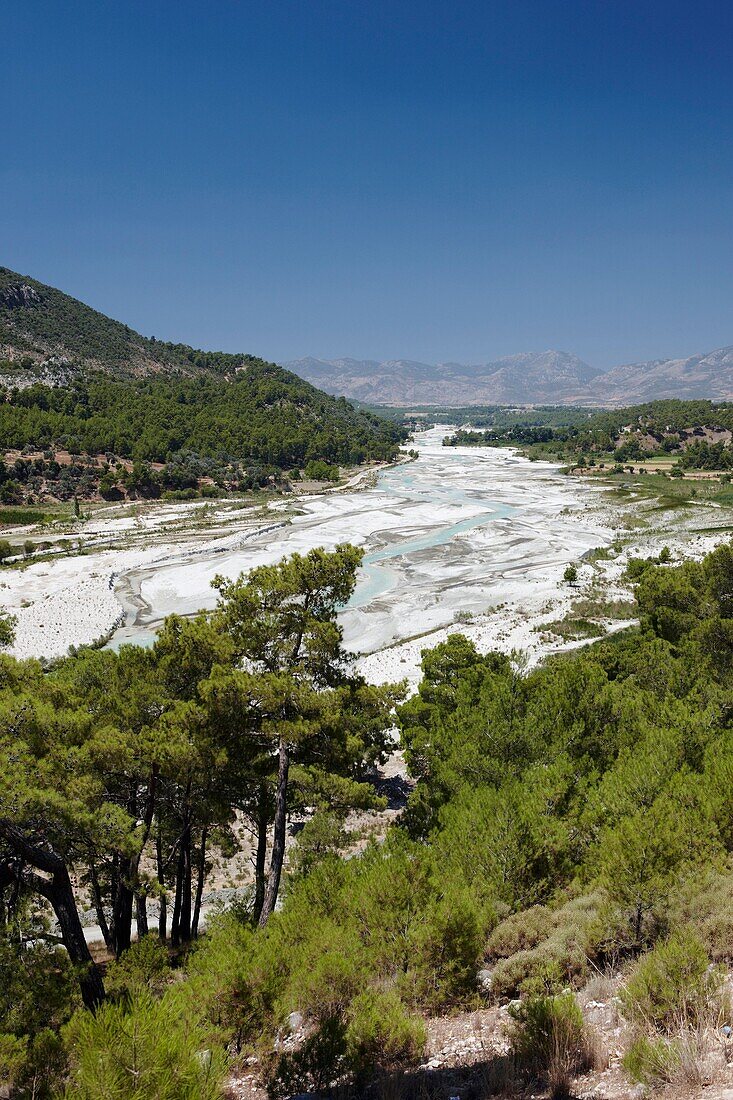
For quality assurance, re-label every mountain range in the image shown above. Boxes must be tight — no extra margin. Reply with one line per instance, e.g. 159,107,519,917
283,348,733,407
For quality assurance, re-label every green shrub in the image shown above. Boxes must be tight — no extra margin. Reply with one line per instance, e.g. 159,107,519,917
290,811,350,876
487,904,553,958
345,989,426,1076
668,866,733,961
266,992,425,1099
509,993,594,1096
163,487,198,500
487,894,604,998
0,936,78,1096
304,459,339,481
623,1033,681,1086
542,616,605,641
183,914,264,1052
406,893,484,1007
620,931,725,1032
492,947,567,999
0,1034,27,1091
62,989,227,1100
626,556,653,579
0,506,62,525
265,1016,348,1099
105,934,171,1000
296,944,361,1022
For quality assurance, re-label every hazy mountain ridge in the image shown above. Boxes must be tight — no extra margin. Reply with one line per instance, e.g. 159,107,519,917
589,346,733,404
4,265,732,407
284,347,733,406
284,350,602,405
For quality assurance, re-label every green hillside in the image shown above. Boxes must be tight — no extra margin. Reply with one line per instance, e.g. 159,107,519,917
0,267,407,503
0,266,196,375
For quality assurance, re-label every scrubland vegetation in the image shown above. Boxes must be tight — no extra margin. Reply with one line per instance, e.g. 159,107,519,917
4,537,733,1097
443,398,733,477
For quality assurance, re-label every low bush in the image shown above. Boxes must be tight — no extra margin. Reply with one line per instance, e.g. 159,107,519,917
668,866,733,961
266,993,425,1099
265,1017,348,1100
623,1033,681,1086
619,931,730,1091
182,913,260,1052
163,487,198,500
105,934,171,1000
624,1027,720,1090
619,931,725,1032
509,993,595,1098
304,459,339,481
0,936,78,1097
487,893,604,998
345,989,426,1077
62,989,227,1100
486,903,553,958
542,617,605,641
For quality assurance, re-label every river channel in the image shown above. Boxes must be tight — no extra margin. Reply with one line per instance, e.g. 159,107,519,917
111,428,608,656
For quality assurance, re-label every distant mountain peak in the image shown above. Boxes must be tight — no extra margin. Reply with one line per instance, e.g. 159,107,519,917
283,346,733,406
282,351,600,405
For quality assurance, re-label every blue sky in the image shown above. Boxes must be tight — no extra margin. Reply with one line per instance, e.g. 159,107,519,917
2,1,732,367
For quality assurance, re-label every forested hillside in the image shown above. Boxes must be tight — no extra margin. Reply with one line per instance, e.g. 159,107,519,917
0,268,406,502
4,541,733,1097
0,266,244,377
444,398,733,472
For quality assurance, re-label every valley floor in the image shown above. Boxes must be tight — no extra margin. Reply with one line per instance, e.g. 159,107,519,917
1,430,731,688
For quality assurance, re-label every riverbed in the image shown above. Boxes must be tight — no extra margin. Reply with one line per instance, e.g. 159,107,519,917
109,428,613,671
3,429,650,681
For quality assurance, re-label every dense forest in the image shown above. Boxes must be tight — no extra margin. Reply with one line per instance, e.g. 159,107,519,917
4,539,733,1096
0,368,406,503
0,267,408,504
443,399,733,471
414,405,602,430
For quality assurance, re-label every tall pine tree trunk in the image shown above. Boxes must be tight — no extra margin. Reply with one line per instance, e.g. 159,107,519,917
258,738,290,927
171,816,193,946
88,863,112,952
156,824,167,941
179,821,192,942
191,826,208,938
136,892,149,938
111,878,134,957
252,783,269,925
171,836,184,946
0,823,105,1009
45,866,105,1009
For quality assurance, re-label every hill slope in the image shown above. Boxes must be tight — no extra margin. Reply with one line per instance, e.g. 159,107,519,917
587,345,733,404
0,265,292,382
0,268,406,504
0,266,203,376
